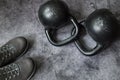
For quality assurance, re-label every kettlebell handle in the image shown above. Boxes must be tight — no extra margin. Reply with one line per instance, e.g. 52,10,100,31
72,20,103,56
74,40,102,56
45,16,79,46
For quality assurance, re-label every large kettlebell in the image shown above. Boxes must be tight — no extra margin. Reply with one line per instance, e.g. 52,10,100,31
72,9,120,56
38,0,79,46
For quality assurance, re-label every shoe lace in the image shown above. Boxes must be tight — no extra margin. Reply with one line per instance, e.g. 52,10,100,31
0,44,16,66
0,63,20,80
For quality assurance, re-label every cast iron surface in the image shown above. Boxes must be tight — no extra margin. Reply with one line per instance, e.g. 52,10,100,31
38,0,69,29
38,0,79,46
73,9,120,55
86,9,119,44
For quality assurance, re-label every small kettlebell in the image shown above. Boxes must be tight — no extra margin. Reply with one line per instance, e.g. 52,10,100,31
38,0,79,46
73,9,120,56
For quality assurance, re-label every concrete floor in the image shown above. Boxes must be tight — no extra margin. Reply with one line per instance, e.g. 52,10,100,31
0,0,120,80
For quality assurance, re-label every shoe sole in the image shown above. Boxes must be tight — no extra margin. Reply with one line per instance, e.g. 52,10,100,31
27,58,37,80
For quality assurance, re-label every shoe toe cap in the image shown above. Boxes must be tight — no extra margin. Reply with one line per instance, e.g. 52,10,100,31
17,58,36,80
8,37,28,53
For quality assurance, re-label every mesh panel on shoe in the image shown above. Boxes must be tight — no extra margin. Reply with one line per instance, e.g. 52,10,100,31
0,63,20,80
0,44,16,66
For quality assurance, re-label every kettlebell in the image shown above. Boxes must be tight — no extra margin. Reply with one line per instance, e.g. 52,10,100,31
38,0,79,46
72,9,120,56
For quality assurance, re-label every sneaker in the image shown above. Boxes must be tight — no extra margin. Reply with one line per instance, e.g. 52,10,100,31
0,37,29,67
0,58,36,80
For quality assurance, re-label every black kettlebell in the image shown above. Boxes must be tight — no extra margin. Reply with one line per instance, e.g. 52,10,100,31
72,9,120,56
38,0,79,46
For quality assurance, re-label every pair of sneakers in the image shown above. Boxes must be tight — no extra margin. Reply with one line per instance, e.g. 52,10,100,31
0,37,36,80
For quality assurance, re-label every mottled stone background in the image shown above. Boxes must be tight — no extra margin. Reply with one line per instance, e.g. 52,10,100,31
0,0,120,80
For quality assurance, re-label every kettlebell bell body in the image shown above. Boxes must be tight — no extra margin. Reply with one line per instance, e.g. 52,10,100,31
73,9,120,55
86,9,119,44
39,0,79,46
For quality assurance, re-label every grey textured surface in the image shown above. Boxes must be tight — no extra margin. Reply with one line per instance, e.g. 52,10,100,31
0,0,120,80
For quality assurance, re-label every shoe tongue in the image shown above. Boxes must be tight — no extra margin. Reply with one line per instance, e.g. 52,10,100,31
0,63,20,80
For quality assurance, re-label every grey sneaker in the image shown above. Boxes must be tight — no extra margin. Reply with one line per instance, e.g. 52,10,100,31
0,37,29,67
0,58,36,80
